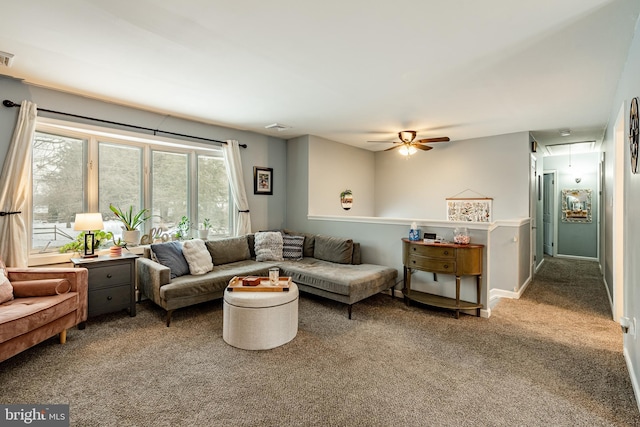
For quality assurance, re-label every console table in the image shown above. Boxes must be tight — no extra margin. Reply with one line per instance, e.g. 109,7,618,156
402,238,483,318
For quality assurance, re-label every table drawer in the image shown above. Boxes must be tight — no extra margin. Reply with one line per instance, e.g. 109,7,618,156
88,264,131,289
408,245,456,259
409,255,456,273
89,285,130,317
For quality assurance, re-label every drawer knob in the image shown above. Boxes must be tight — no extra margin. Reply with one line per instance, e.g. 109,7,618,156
412,247,416,251
444,251,449,255
412,260,416,264
107,296,112,301
107,273,112,278
444,264,449,269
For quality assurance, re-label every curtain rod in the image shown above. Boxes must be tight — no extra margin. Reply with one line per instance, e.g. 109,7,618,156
2,99,247,148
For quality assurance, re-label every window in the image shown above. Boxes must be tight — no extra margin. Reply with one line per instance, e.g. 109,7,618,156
30,120,231,256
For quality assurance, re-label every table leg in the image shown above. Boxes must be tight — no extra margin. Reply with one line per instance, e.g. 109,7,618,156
455,275,461,319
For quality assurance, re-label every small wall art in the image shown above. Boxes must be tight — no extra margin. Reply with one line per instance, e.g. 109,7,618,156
340,189,353,210
253,166,273,195
561,188,592,223
446,198,492,222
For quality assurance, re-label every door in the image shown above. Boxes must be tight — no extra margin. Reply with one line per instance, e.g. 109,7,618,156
543,172,555,256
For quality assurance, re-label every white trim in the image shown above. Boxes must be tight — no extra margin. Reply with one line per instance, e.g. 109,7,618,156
307,214,529,230
554,254,599,261
624,346,640,414
490,274,533,301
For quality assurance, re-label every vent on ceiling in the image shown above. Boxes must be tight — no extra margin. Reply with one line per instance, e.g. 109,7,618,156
265,123,290,132
0,51,14,67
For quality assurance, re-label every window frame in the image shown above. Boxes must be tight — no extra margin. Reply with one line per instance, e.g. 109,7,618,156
29,117,230,266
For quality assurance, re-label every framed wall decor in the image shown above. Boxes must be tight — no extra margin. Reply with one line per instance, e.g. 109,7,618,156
561,189,592,223
253,166,273,195
446,198,492,222
630,97,639,174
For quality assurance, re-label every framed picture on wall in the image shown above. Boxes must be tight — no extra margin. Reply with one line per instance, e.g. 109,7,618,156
253,166,273,195
446,198,492,222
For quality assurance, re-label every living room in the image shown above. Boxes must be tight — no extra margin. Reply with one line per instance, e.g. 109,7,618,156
2,1,640,425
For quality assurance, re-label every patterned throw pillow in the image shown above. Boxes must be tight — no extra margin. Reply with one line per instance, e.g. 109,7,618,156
282,235,304,260
254,231,284,262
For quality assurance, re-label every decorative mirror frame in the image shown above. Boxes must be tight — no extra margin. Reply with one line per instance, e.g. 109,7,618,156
561,189,592,223
630,97,639,174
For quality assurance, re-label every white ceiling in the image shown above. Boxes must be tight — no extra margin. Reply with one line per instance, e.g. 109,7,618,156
1,0,639,151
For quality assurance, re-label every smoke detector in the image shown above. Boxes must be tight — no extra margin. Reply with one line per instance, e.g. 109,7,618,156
265,123,290,132
559,129,571,137
0,51,14,67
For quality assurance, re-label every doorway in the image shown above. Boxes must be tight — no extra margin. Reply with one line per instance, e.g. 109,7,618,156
543,171,556,256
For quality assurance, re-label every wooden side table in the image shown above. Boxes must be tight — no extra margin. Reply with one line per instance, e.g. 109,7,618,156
71,253,138,318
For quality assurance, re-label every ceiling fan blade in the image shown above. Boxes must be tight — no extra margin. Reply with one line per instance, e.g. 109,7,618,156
384,145,403,151
413,144,433,151
415,137,450,144
367,140,398,143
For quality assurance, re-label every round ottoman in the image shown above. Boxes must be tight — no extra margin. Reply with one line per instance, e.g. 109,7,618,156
223,282,299,350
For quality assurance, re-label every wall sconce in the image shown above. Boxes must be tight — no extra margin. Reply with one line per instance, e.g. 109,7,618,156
74,213,104,258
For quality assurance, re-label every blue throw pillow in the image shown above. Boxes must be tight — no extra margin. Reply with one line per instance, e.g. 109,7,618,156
151,241,190,279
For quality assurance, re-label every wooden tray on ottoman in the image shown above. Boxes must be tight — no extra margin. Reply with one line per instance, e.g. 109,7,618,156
227,276,292,292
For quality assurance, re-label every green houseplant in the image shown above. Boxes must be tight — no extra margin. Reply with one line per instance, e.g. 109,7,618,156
109,204,151,245
59,230,113,254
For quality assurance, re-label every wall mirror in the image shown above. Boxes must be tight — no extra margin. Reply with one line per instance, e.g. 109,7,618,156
561,189,592,223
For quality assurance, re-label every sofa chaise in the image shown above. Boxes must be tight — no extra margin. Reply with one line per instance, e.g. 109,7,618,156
137,231,398,326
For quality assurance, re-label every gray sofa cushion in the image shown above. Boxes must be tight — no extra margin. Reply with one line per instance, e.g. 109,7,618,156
151,241,190,279
160,260,275,305
278,258,397,301
206,236,251,265
313,235,353,264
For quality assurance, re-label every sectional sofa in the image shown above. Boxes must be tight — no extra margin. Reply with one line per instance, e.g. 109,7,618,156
136,231,398,326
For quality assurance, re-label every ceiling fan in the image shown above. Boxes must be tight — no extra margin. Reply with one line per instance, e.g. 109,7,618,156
369,130,450,155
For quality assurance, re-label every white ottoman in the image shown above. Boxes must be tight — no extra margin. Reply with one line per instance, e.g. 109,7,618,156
223,282,299,350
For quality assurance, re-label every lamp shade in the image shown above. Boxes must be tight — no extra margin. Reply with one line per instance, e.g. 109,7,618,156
74,213,104,231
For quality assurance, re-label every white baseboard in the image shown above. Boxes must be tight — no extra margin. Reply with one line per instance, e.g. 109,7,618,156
623,346,640,414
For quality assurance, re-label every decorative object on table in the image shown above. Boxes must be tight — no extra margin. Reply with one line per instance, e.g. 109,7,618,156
446,189,492,222
409,222,421,241
109,204,151,246
253,166,273,195
340,189,353,210
140,227,168,245
73,213,104,258
59,229,112,255
227,276,292,292
561,189,592,223
453,227,470,245
269,267,280,285
630,97,639,174
109,237,128,257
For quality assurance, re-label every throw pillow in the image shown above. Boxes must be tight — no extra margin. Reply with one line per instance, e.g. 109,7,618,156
282,235,304,260
182,239,214,275
205,236,251,265
0,270,13,304
254,231,284,262
12,279,71,297
313,235,354,264
150,241,190,279
283,229,315,257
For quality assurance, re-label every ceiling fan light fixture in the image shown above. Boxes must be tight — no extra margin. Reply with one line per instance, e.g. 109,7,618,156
399,131,416,143
399,145,417,156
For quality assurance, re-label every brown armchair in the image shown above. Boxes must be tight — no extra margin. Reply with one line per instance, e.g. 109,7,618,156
0,266,88,363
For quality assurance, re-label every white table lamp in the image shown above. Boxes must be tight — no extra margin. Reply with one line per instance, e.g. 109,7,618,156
74,213,104,258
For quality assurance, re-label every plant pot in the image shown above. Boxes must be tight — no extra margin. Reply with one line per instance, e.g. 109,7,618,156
109,246,123,257
199,229,209,239
123,230,141,246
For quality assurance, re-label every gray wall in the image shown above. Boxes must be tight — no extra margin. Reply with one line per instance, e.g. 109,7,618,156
544,153,599,258
0,76,287,233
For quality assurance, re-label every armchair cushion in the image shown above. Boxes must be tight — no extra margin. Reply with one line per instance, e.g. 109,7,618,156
0,271,13,304
11,279,71,298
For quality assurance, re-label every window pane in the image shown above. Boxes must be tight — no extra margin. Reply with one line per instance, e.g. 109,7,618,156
197,154,230,236
98,143,143,240
152,151,188,235
32,132,85,252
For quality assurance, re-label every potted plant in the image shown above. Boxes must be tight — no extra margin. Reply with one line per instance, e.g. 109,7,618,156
340,189,353,210
109,204,151,246
199,218,211,239
109,236,128,257
59,230,113,254
174,215,192,240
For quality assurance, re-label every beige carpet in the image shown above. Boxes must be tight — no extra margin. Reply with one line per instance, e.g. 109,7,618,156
1,256,638,426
